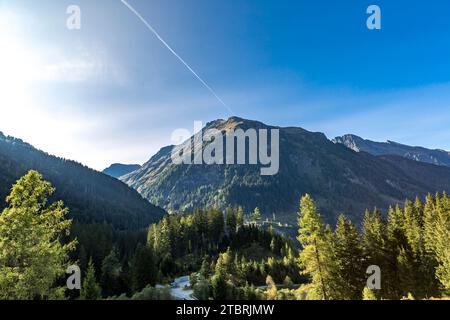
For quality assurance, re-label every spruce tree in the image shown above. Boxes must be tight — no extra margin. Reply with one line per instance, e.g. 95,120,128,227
362,208,400,299
433,193,450,292
81,259,102,300
422,193,447,295
265,275,278,300
236,206,244,230
100,248,122,298
226,208,237,234
297,194,330,300
362,287,377,300
0,171,76,300
331,215,365,300
131,245,158,292
251,207,261,225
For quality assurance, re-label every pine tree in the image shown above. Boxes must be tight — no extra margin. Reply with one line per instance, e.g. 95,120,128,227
423,194,437,254
193,275,210,300
81,259,102,300
433,193,450,292
404,200,422,256
265,275,278,300
147,224,157,251
330,215,365,300
100,248,122,297
226,208,237,234
214,248,237,283
131,245,158,292
398,198,439,298
251,207,261,225
362,208,399,299
283,276,294,288
155,217,173,276
236,206,244,230
211,272,228,300
362,287,377,300
422,193,447,295
297,194,329,300
0,171,76,300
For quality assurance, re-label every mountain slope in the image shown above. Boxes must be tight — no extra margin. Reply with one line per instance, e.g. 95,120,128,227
333,134,450,167
0,132,165,229
103,163,141,178
121,117,450,224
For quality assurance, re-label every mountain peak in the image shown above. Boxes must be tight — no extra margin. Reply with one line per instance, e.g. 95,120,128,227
120,118,450,224
334,134,450,167
103,163,141,178
332,134,366,152
204,116,271,132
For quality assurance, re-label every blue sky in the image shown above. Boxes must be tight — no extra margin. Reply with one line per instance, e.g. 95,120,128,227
1,0,450,169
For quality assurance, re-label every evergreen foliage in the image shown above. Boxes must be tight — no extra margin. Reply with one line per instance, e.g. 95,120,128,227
0,171,76,299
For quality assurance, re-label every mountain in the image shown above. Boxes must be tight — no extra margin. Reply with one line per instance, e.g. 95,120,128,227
121,117,450,225
103,163,141,178
0,132,165,230
333,134,450,167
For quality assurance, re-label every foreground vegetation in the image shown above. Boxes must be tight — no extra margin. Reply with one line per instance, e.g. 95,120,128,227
0,171,449,300
296,194,450,300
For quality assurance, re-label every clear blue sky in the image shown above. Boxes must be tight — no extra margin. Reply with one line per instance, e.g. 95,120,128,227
1,0,450,169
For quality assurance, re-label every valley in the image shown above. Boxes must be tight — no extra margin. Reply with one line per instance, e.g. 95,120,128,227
1,118,450,301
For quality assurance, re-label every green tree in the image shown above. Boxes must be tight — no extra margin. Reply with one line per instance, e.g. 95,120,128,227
265,275,278,300
100,248,122,297
193,275,211,300
131,245,158,292
362,287,377,300
362,209,398,299
226,208,237,234
251,207,261,225
0,171,76,300
236,206,244,230
211,273,228,300
283,275,294,288
214,248,237,282
432,193,450,292
81,259,102,300
330,215,365,300
297,194,330,300
155,217,174,276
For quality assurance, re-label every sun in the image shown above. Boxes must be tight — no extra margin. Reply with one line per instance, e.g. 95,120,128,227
0,9,50,143
0,10,39,106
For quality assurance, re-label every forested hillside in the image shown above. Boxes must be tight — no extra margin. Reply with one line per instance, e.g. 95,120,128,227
0,132,167,282
122,117,450,225
1,170,448,300
0,131,165,229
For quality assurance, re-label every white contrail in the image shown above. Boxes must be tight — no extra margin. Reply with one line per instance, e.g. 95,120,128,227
120,0,234,115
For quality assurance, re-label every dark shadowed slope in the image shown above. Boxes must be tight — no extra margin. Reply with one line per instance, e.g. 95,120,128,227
0,132,165,229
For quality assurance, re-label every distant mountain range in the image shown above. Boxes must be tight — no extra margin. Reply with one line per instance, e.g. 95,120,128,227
333,134,450,167
120,117,450,225
103,163,141,178
0,132,165,230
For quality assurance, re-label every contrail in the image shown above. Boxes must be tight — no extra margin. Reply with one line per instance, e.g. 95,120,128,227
120,0,234,115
